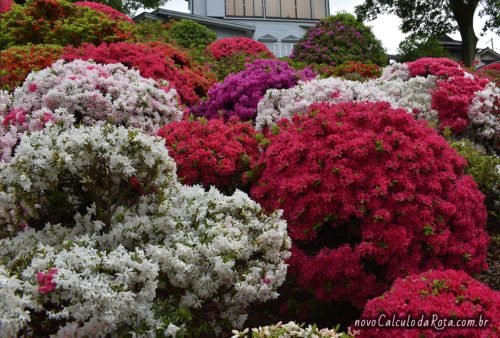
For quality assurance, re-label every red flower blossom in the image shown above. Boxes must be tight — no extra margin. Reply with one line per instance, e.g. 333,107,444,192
251,101,489,307
207,37,273,60
407,57,465,78
0,0,13,13
37,268,58,294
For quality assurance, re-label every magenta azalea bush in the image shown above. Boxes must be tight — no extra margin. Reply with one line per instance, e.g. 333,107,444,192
252,101,489,307
0,59,182,162
193,59,315,121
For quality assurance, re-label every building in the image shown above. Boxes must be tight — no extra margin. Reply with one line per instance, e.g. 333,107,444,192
135,0,330,57
439,35,500,67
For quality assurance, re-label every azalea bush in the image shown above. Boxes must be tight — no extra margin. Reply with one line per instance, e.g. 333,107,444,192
0,59,182,162
251,101,489,307
62,41,216,106
0,0,136,49
291,13,386,67
0,125,291,337
232,321,354,338
157,117,259,194
476,62,500,86
73,1,134,23
0,44,63,91
328,61,381,80
358,269,500,337
193,59,314,121
0,0,12,13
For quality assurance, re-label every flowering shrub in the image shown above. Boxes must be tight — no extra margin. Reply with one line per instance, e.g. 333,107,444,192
0,59,182,162
167,19,217,50
251,101,489,306
328,61,382,80
232,321,355,337
0,0,136,49
0,0,12,13
208,37,273,60
358,269,500,337
0,44,63,91
406,57,465,78
193,59,314,121
0,125,291,336
291,13,386,67
62,42,216,106
476,62,500,86
73,1,134,23
157,117,259,193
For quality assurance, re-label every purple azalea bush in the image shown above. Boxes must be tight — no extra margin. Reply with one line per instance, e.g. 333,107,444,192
192,59,315,121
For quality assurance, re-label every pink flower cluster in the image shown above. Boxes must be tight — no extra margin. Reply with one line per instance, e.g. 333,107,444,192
0,0,13,13
359,269,500,337
406,57,465,78
73,1,134,22
157,117,259,193
193,59,313,121
251,101,489,306
207,37,273,60
37,268,58,294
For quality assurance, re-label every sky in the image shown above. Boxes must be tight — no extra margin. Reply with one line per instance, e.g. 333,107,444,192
154,0,500,54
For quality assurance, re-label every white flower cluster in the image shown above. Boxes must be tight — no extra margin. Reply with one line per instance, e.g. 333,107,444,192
466,81,500,146
0,60,184,162
0,125,291,337
231,321,355,338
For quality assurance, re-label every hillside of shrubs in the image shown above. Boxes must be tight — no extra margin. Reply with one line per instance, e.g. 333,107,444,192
0,1,499,337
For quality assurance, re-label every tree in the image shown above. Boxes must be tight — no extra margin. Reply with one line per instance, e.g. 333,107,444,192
355,0,500,67
398,35,450,62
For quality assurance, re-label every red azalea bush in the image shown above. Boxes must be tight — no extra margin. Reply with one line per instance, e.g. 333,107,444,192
251,101,489,307
432,75,490,133
407,57,465,78
192,59,313,121
1,44,63,91
157,117,259,193
476,62,500,86
73,1,134,23
358,269,500,337
63,42,216,106
0,0,13,13
207,37,273,60
319,61,381,80
0,0,135,49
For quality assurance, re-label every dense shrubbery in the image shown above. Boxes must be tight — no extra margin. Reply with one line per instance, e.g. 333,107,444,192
167,19,217,51
291,13,386,67
73,1,134,23
0,60,182,162
232,321,354,337
157,117,259,194
193,59,314,121
0,44,63,91
252,101,489,307
476,62,500,86
62,41,216,106
359,270,499,337
0,125,291,336
0,0,135,49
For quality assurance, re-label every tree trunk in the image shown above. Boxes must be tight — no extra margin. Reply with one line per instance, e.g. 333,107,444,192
449,0,479,67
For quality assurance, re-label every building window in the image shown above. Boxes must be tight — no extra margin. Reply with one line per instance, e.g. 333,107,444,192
226,0,327,19
270,43,295,57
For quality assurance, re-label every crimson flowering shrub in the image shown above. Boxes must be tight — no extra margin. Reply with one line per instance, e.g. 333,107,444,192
62,42,216,106
319,61,381,80
193,59,314,121
291,13,386,67
358,269,500,337
0,0,135,49
251,101,489,307
73,1,134,23
208,37,273,60
157,117,259,193
0,0,12,13
0,44,63,91
476,62,500,86
406,57,465,78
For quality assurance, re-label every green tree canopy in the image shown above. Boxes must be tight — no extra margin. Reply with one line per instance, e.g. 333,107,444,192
398,35,450,62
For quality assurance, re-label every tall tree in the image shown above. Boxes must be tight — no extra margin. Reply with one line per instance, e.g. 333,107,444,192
355,0,500,67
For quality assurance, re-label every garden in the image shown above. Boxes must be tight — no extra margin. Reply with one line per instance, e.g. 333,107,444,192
0,0,499,337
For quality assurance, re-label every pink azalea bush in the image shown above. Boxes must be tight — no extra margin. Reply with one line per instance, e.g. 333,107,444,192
0,0,13,13
358,269,500,337
157,117,259,193
73,1,134,22
193,59,315,121
251,101,489,307
0,59,183,162
406,57,465,78
208,37,273,60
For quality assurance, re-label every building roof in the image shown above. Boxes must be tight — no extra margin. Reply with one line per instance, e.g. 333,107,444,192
134,8,256,35
478,47,500,58
258,34,278,42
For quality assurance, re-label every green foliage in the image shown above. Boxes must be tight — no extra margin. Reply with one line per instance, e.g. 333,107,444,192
208,52,273,81
167,19,216,51
134,19,171,43
398,35,450,62
0,0,136,49
66,0,168,16
451,139,500,231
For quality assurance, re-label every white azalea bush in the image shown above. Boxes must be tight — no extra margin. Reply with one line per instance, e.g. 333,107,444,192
0,59,183,162
0,125,291,337
231,321,356,338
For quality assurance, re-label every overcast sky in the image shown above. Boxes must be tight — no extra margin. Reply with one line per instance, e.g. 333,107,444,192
154,0,499,54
